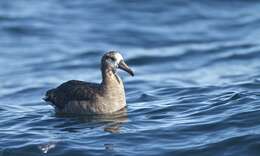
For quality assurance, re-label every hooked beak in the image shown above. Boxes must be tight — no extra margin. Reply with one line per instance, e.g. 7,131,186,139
118,60,134,76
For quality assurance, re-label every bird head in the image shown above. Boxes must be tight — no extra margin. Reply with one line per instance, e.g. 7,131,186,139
102,51,134,76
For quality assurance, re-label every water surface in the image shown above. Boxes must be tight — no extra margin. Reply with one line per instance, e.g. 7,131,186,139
1,0,260,155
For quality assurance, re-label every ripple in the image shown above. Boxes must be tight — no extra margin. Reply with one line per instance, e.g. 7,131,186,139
1,0,260,155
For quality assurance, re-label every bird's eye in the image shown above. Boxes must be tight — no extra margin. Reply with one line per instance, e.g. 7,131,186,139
110,57,116,61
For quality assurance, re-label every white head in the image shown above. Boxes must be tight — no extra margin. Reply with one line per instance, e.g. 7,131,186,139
102,51,134,76
114,52,124,64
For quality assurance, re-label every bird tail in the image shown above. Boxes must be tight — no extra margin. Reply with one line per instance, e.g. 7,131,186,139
43,89,55,102
42,96,48,101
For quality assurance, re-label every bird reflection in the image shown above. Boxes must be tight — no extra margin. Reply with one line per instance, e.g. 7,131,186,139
54,108,128,133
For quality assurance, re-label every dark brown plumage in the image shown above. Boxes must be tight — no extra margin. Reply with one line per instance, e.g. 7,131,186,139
44,51,134,115
45,80,100,109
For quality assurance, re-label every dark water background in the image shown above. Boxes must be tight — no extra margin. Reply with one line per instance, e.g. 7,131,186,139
1,0,260,155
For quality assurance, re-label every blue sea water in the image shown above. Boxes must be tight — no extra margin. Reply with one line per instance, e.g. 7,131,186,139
1,0,260,155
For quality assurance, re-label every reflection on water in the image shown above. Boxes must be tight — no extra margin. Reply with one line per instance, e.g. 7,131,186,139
37,108,127,154
38,142,56,154
55,108,128,133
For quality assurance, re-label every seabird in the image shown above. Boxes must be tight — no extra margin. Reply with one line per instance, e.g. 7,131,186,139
44,51,134,115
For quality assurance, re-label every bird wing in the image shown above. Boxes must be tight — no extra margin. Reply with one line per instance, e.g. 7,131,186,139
44,80,101,109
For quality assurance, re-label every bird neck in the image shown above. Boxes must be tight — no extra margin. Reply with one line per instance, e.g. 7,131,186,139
101,68,121,87
101,66,126,109
101,64,125,95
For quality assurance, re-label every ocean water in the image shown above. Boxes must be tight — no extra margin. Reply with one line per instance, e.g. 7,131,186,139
1,0,260,155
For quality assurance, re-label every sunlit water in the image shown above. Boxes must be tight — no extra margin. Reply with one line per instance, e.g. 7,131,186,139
1,0,260,156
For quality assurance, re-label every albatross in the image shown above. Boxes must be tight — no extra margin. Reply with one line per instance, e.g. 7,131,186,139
43,51,134,115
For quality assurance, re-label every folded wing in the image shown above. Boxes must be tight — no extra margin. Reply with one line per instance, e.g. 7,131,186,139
44,80,100,109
